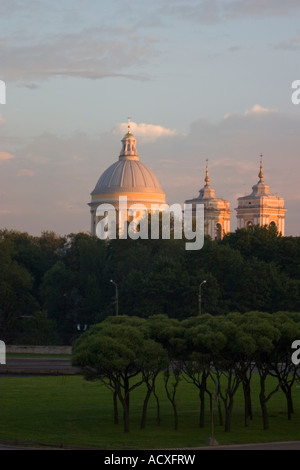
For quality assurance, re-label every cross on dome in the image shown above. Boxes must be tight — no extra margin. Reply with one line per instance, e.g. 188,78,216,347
127,115,131,134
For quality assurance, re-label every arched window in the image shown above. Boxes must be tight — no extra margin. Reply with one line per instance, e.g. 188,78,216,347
269,221,276,228
246,220,253,229
215,223,222,240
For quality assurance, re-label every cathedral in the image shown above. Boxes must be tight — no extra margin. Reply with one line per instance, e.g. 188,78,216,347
89,124,286,238
89,122,166,235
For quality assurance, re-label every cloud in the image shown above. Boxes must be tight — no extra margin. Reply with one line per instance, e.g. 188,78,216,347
113,121,178,142
157,0,300,25
159,0,222,25
273,36,300,51
0,27,158,83
244,104,277,115
17,169,35,177
224,0,300,19
0,151,15,162
224,104,277,120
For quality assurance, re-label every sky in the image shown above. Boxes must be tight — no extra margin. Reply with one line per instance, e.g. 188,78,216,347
0,0,300,237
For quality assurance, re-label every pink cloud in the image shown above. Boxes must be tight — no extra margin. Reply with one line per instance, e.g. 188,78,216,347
0,151,15,162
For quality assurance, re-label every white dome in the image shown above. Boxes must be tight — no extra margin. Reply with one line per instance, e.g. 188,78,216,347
91,159,165,195
91,128,165,197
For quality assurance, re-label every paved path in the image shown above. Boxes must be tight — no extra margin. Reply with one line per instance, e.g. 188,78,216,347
198,440,300,450
0,357,79,375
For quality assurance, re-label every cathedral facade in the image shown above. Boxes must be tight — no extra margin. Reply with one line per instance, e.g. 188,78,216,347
235,157,286,235
89,125,286,238
89,124,166,236
184,163,231,240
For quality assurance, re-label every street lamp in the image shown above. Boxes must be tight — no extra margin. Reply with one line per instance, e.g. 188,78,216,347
198,280,206,315
110,279,119,316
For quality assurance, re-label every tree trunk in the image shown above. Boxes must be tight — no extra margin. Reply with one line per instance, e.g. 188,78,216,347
153,387,161,425
140,388,152,429
224,399,234,432
259,374,269,430
217,397,223,426
242,379,252,427
281,385,294,420
172,401,179,431
287,391,294,421
164,369,180,431
113,390,119,425
121,377,130,433
199,372,207,428
123,400,130,433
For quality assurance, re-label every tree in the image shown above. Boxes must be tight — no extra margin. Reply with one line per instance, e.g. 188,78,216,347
0,236,39,342
14,310,59,345
181,316,214,428
243,311,282,430
147,315,184,430
269,312,300,420
206,315,243,433
139,339,168,429
40,261,76,342
72,316,167,433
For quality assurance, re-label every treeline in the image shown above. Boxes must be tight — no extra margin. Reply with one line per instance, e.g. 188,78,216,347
72,313,300,433
0,225,300,344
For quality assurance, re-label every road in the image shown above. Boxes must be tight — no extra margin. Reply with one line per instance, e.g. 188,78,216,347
0,441,299,450
199,440,300,450
0,356,80,375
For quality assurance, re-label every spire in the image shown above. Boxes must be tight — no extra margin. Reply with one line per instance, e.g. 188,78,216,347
127,115,131,134
258,154,264,183
205,159,210,186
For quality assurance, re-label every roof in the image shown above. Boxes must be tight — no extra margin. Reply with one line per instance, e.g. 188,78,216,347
91,158,165,195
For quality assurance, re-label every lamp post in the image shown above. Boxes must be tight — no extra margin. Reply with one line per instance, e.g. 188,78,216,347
198,280,206,315
110,279,119,316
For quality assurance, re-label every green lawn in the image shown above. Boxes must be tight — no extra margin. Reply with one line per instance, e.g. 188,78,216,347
0,373,299,449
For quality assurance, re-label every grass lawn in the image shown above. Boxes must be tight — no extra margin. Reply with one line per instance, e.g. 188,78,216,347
0,373,299,449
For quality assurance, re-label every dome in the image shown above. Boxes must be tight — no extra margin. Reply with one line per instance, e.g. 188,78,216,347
91,125,165,197
91,159,165,195
89,123,166,235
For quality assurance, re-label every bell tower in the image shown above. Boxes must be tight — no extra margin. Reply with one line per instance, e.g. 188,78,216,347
236,155,286,234
185,161,231,240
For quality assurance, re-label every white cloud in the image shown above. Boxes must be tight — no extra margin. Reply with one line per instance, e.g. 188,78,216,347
113,121,178,142
244,104,277,115
223,104,277,120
